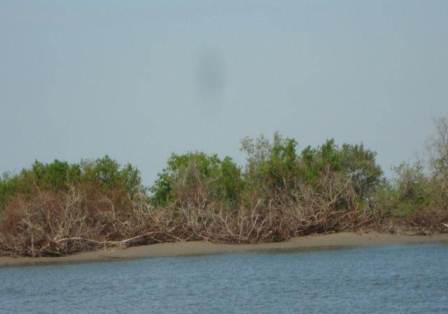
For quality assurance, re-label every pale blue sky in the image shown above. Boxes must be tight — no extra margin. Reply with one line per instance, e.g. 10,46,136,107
1,0,447,182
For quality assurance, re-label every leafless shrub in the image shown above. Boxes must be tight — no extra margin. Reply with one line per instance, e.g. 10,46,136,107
0,186,155,256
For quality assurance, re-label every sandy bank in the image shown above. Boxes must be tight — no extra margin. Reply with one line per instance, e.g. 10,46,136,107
1,232,447,267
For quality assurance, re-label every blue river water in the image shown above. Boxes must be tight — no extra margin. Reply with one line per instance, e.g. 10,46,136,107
0,243,447,314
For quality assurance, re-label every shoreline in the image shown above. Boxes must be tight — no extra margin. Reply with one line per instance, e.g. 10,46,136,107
1,232,447,268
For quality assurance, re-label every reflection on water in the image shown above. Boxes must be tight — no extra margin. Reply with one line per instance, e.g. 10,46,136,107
1,244,447,314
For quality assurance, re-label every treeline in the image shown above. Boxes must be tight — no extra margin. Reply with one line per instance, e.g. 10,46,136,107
0,118,447,257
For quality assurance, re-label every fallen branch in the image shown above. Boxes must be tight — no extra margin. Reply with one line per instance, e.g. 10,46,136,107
54,232,168,248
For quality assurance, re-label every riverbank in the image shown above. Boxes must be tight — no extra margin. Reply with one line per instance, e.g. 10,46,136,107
1,232,447,267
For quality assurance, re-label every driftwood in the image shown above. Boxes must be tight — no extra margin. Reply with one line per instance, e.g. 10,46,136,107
54,232,171,249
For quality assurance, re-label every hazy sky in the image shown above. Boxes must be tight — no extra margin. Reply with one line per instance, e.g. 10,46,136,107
1,0,447,183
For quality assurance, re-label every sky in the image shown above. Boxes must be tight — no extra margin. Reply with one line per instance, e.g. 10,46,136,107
1,0,447,183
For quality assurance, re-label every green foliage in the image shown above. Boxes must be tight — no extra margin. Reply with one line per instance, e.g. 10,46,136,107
372,116,448,220
150,152,243,207
0,173,21,211
393,162,429,205
0,160,80,211
374,162,431,217
80,156,143,196
1,136,383,216
241,133,299,195
241,134,382,202
338,143,383,197
300,140,382,196
0,156,144,211
29,160,82,191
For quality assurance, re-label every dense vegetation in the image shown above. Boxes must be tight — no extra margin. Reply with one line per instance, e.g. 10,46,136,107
0,118,447,257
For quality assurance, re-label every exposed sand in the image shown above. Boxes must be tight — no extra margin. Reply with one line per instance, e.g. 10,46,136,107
1,232,447,267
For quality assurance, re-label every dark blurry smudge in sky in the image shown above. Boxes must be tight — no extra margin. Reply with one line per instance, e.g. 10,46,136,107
195,49,226,110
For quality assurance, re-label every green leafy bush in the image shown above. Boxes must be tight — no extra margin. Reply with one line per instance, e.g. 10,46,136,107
80,156,143,196
0,156,144,212
240,134,382,205
374,162,430,217
150,152,243,207
241,133,300,197
299,140,382,198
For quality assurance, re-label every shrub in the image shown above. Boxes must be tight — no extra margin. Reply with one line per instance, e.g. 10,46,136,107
300,140,382,197
0,174,18,212
0,186,153,257
150,152,243,207
241,133,300,197
240,134,382,207
374,162,430,218
80,156,144,197
0,156,145,213
0,157,148,256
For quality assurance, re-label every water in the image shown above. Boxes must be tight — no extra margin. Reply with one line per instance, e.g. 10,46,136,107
1,244,447,314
